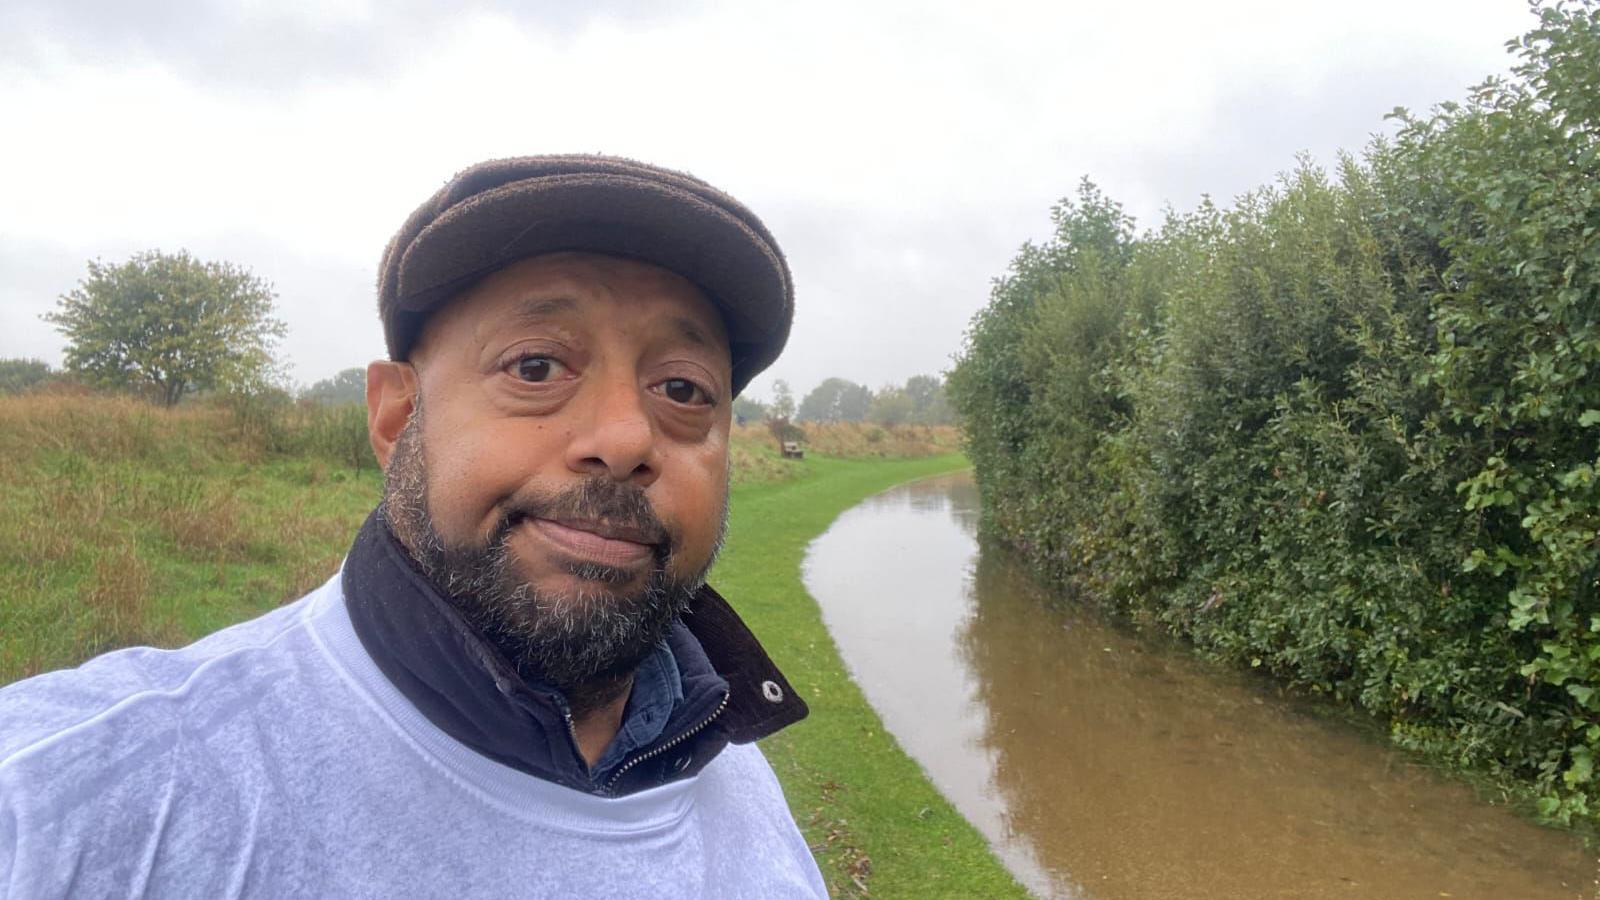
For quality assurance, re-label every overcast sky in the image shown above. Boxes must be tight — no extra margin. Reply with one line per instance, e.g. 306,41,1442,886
0,0,1532,404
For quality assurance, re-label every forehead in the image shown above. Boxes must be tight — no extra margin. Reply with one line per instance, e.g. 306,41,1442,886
417,251,730,357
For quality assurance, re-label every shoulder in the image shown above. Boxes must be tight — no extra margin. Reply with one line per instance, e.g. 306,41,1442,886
0,579,332,771
0,578,366,898
696,741,795,819
708,740,782,782
693,743,828,895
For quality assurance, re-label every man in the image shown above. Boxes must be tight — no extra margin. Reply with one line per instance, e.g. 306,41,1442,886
0,156,827,898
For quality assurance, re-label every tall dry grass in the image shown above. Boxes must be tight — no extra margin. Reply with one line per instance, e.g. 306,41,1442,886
732,421,962,460
0,391,381,684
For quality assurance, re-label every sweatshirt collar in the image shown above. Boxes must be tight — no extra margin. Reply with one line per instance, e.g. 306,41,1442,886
341,508,806,795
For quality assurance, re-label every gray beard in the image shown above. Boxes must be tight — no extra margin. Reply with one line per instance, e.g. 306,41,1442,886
381,408,725,714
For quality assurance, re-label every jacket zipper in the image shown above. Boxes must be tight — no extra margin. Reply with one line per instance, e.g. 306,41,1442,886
561,708,583,769
604,689,730,794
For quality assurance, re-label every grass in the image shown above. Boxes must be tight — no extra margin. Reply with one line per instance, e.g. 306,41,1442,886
0,393,380,681
0,392,1017,896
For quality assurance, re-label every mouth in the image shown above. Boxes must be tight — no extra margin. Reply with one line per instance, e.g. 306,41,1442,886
524,517,660,569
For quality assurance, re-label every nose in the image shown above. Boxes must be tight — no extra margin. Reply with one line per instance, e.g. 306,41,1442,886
564,373,659,486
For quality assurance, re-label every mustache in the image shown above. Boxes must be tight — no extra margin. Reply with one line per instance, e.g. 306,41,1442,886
492,478,673,555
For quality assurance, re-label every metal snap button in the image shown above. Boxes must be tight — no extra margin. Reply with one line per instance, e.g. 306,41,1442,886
671,754,693,773
761,680,784,703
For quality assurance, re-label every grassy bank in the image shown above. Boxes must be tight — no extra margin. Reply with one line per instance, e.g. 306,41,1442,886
0,393,381,682
0,393,1014,895
714,454,1028,898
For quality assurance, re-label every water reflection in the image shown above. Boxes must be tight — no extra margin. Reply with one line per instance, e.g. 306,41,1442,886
802,472,1593,899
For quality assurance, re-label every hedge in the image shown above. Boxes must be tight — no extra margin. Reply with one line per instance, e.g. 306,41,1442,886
948,1,1600,827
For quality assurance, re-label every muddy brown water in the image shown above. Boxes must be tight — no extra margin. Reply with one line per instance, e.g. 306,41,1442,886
800,471,1595,899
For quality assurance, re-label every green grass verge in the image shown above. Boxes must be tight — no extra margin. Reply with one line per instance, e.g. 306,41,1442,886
713,454,1028,899
0,453,381,683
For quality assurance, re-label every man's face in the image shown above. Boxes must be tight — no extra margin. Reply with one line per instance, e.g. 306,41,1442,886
369,252,733,692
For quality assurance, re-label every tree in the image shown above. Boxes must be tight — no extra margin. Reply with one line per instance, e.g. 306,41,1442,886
903,374,954,424
769,379,796,420
731,395,769,424
0,358,54,394
302,367,367,406
45,250,286,407
765,415,805,451
798,377,873,423
868,385,914,425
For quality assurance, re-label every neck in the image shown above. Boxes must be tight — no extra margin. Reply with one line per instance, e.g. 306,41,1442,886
566,673,634,768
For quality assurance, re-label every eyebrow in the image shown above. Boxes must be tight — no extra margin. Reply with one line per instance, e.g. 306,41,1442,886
474,296,578,345
486,296,721,353
670,316,716,349
508,296,578,325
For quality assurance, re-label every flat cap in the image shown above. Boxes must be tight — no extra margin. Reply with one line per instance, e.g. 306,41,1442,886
378,155,793,396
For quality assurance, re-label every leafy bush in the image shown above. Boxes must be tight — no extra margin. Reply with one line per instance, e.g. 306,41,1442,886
950,1,1600,827
0,358,55,395
301,367,366,406
294,403,377,472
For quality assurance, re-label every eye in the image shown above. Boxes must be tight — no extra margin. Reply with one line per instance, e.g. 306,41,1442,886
509,355,568,383
658,377,713,407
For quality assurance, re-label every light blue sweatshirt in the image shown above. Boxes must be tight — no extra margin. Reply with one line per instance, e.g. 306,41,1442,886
0,575,827,899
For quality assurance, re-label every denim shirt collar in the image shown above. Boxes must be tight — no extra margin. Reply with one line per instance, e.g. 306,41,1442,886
590,638,682,778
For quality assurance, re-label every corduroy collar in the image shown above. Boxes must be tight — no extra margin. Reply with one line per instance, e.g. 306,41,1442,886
341,508,806,796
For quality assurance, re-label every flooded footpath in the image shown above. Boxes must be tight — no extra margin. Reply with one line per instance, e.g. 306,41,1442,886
801,471,1594,899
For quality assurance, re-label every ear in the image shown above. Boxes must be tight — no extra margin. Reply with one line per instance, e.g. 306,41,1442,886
366,360,419,470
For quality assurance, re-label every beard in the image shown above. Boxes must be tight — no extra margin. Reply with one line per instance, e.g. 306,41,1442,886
381,408,725,714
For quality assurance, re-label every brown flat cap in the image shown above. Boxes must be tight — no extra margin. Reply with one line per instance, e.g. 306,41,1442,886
378,155,792,396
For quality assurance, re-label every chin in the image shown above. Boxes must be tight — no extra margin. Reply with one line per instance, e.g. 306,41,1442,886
507,553,655,599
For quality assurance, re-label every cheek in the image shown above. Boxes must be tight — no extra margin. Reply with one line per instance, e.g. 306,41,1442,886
424,419,569,539
659,441,730,562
